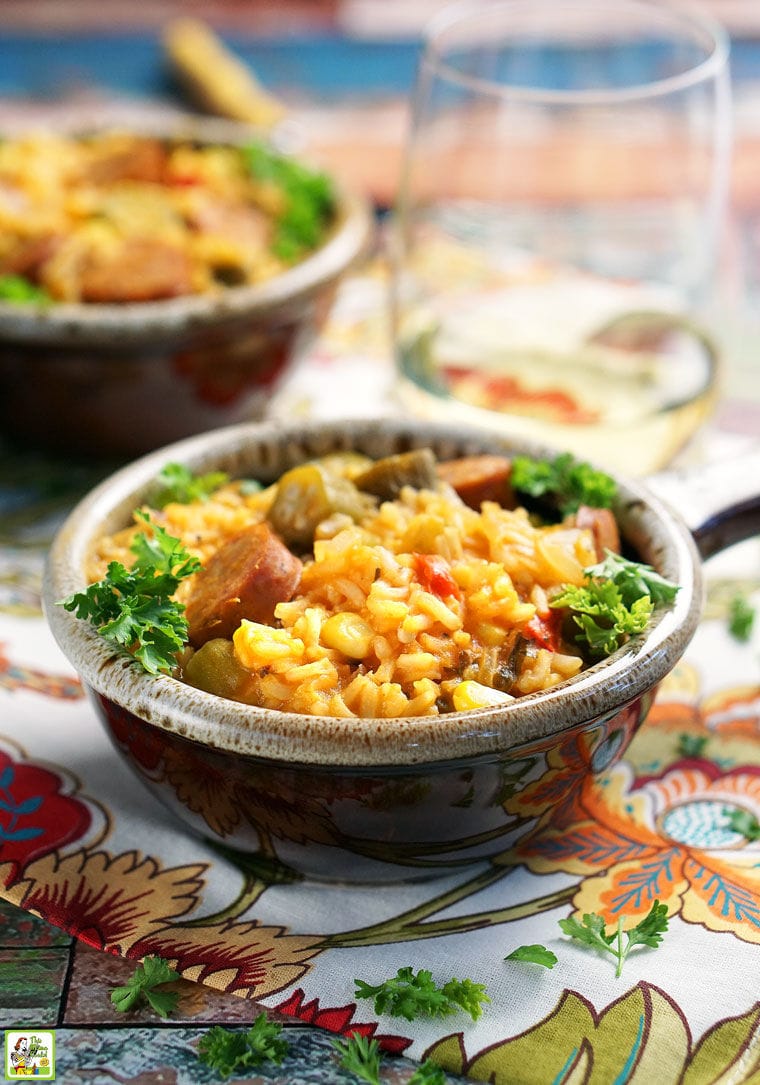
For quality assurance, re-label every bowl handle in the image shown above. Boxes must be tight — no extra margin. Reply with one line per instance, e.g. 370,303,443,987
646,445,760,560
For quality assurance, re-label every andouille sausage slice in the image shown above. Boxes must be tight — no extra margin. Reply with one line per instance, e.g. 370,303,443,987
80,238,194,302
185,522,302,648
573,505,621,560
436,455,515,510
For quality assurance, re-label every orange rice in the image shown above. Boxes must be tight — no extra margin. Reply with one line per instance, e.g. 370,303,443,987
89,471,598,719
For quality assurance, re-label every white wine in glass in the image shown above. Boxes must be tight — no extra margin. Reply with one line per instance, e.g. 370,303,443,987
390,0,731,474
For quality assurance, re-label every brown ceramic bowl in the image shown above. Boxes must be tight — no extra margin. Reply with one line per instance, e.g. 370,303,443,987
42,418,760,883
0,121,372,459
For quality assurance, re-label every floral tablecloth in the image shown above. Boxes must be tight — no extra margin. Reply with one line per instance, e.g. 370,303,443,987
2,261,760,1083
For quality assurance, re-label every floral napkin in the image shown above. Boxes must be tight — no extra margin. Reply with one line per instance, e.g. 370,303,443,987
3,525,760,1082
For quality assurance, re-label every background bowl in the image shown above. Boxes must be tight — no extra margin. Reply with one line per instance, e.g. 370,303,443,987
44,418,709,883
0,120,373,459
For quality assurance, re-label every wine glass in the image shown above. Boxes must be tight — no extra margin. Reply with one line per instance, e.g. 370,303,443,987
390,0,731,474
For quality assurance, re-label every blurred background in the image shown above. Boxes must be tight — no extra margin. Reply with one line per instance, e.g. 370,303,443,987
0,0,759,432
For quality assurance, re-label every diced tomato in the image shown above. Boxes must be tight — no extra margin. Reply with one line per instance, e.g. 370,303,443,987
524,611,564,652
413,553,460,599
168,174,201,187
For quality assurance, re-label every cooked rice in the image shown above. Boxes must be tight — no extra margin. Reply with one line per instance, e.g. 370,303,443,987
0,131,323,302
89,475,597,719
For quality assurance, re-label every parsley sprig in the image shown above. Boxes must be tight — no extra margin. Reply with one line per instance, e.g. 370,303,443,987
110,955,179,1018
60,513,201,674
0,272,51,305
504,944,558,969
243,142,335,262
724,806,760,841
355,966,490,1022
511,451,617,516
728,594,755,643
332,1035,446,1085
550,550,679,658
197,1018,289,1078
152,462,229,508
559,900,669,977
410,1061,447,1084
332,1034,382,1085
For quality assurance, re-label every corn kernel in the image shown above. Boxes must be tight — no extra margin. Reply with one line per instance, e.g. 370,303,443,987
320,612,374,659
452,680,516,711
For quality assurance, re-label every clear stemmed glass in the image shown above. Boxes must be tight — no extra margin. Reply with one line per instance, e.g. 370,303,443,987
390,0,731,474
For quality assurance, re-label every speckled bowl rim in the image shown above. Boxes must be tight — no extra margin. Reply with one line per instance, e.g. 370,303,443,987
0,117,372,344
43,418,704,767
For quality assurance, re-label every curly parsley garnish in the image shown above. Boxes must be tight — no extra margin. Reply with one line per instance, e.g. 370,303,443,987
410,1061,448,1084
724,807,760,841
728,594,755,643
110,955,179,1018
0,272,51,305
355,966,490,1022
511,451,617,516
332,1034,382,1085
242,142,335,262
197,1017,289,1078
559,900,669,977
152,462,229,508
550,550,679,658
59,512,201,674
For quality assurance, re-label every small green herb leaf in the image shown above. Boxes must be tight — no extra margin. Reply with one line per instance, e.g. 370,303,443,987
153,462,230,507
110,955,179,1018
355,966,489,1022
0,273,51,305
550,550,679,658
677,733,708,758
559,900,669,977
410,1060,447,1084
243,141,335,261
197,1017,289,1078
511,452,617,516
724,806,760,841
586,551,679,607
505,943,558,969
728,595,755,643
60,513,201,674
331,1033,382,1085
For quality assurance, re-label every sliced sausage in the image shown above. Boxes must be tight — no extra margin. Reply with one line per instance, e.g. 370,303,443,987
436,454,515,509
79,238,194,302
188,199,272,250
573,505,621,560
185,522,302,648
84,137,169,185
1,234,62,279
